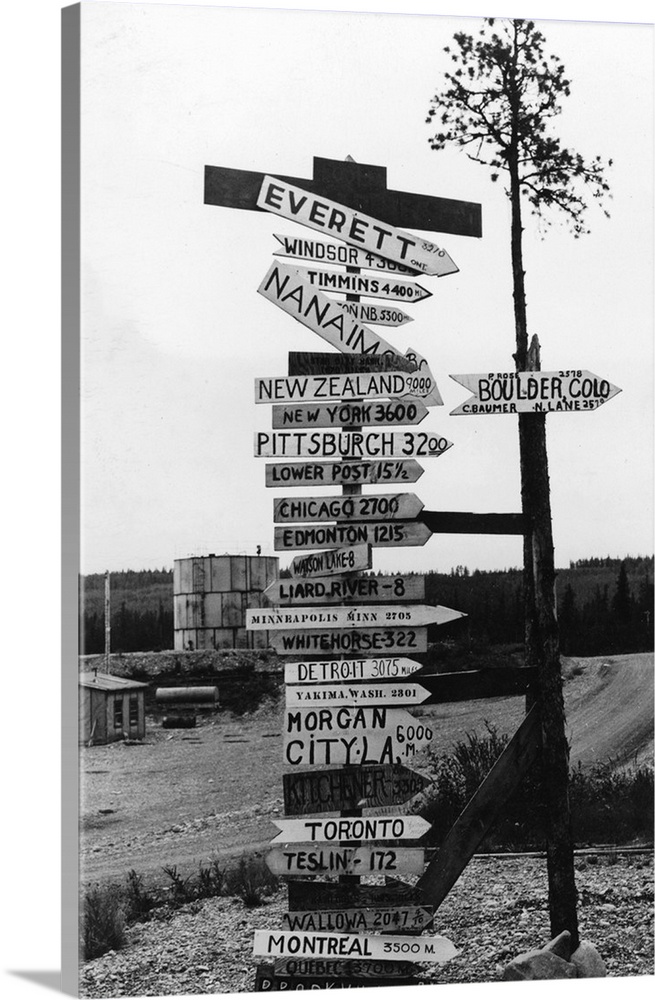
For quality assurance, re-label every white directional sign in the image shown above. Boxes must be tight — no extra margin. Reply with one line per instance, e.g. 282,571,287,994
258,176,459,276
247,604,463,630
285,681,430,708
266,574,425,606
450,370,622,415
270,814,431,844
255,370,439,406
284,657,423,684
265,845,425,877
265,459,424,488
284,706,434,767
257,262,443,406
272,399,429,429
274,521,433,550
288,544,372,578
253,929,458,963
270,627,428,657
290,265,432,303
255,429,452,460
273,493,424,523
336,301,414,327
273,233,421,275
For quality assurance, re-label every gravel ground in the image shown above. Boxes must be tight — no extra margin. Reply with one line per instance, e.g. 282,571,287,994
80,853,653,997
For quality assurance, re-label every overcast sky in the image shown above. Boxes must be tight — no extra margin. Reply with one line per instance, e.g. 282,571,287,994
77,1,653,576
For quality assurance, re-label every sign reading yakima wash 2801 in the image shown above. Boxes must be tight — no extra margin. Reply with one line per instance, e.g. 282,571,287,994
258,177,459,276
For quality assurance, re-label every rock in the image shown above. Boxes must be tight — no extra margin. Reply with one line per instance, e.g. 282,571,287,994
570,940,607,978
543,930,572,961
503,949,578,980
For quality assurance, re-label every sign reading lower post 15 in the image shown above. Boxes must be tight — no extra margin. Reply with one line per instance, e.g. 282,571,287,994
258,176,459,277
283,706,434,767
265,459,425,488
253,929,459,963
450,370,622,415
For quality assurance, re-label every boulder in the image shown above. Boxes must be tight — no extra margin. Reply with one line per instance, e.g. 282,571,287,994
543,930,572,961
570,940,607,978
503,949,578,980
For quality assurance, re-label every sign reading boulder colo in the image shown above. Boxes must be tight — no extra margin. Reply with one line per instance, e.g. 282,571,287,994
450,370,622,415
257,176,459,276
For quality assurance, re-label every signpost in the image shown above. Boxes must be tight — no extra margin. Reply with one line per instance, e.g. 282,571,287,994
274,493,424,523
265,845,426,876
273,233,421,274
255,428,452,459
287,544,371,578
282,762,432,814
247,603,463,630
284,681,431,707
282,907,433,933
274,521,434,550
265,574,425,606
450,370,622,415
283,657,423,683
270,814,431,843
272,399,429,428
255,370,439,405
257,176,460,276
253,929,458,963
335,301,414,327
289,265,433,303
283,706,434,766
265,458,424,487
269,627,428,657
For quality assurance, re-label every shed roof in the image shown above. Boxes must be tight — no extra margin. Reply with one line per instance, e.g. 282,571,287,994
79,672,149,692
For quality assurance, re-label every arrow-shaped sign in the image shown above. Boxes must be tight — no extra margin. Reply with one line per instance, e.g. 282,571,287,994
282,906,433,934
290,265,432,303
273,233,421,275
253,928,458,963
270,814,431,844
257,261,443,406
274,521,434,550
287,544,372,578
255,429,452,460
273,493,425,523
285,681,431,707
450,370,622,415
247,604,463,630
266,459,425,488
265,845,426,877
335,301,414,327
269,627,428,656
284,706,434,766
256,370,438,406
267,575,425,607
258,176,459,276
284,657,423,684
282,761,431,815
272,399,429,428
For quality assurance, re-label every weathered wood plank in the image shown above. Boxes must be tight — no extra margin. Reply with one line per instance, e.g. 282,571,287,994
419,667,536,704
287,878,417,911
288,351,415,376
416,706,541,907
418,510,525,535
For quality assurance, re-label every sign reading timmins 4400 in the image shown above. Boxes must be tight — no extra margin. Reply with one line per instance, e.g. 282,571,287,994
257,176,459,276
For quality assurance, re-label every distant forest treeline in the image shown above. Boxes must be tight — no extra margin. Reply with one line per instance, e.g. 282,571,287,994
79,556,653,657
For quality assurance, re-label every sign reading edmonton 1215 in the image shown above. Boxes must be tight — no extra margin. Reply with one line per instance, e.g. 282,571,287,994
450,370,621,415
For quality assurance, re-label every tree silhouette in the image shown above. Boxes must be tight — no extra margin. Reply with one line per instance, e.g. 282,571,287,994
426,16,612,947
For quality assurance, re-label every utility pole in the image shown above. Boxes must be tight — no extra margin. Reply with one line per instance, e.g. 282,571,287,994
104,570,111,673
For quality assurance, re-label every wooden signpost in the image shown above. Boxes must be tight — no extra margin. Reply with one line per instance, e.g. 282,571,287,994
282,762,432,814
246,603,463,630
284,681,431,707
253,929,459,962
273,493,425,522
265,573,425,605
269,627,428,657
273,233,422,274
282,906,433,933
335,301,414,327
283,657,423,683
273,521,434,550
255,371,439,405
289,265,433,303
255,429,452,459
265,458,424,487
265,845,426,877
272,399,429,428
270,814,431,844
287,544,371,578
450,370,622,415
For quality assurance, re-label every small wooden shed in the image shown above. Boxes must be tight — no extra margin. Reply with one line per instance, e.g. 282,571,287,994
79,671,148,745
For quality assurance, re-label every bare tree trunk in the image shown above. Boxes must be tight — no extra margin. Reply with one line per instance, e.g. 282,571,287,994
509,144,579,948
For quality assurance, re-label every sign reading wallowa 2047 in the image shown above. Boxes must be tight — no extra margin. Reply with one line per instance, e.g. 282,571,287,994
283,705,434,767
257,261,443,406
258,177,458,276
450,370,622,415
253,929,458,963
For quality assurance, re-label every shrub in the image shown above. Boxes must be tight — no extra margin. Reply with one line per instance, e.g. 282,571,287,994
223,853,279,906
125,869,158,922
82,884,127,960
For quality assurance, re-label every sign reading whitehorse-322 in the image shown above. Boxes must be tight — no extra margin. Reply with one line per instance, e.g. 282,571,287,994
258,176,458,276
450,370,621,415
